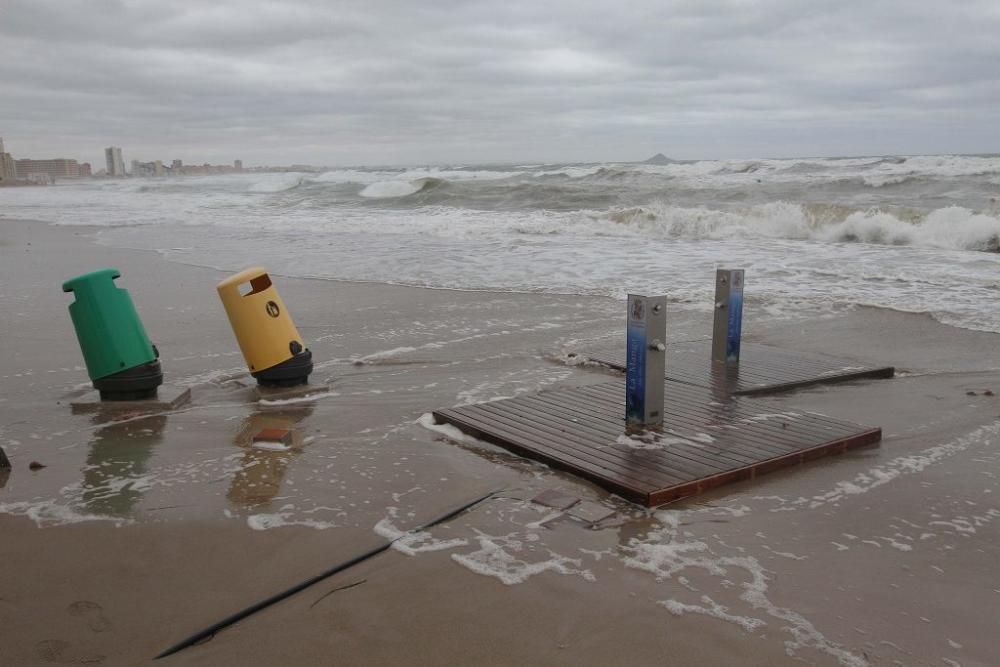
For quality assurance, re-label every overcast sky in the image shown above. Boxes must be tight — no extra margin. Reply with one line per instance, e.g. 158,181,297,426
2,0,998,167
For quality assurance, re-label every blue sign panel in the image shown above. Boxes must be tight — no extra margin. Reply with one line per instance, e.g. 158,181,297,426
726,271,744,363
625,295,647,425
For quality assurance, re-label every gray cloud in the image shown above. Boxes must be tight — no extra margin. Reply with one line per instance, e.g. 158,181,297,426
1,0,998,166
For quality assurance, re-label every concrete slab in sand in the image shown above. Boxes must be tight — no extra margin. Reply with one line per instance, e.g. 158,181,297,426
69,384,192,415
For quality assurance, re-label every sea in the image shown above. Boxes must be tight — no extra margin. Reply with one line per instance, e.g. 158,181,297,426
3,153,1000,332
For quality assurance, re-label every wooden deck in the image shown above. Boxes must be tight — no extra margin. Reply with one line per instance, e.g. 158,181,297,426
586,340,894,396
433,379,881,507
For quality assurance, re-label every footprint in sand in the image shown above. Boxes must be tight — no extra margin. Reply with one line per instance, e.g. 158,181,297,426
67,601,111,633
34,639,105,664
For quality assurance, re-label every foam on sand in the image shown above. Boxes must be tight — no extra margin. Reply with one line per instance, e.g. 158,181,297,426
451,530,597,586
660,595,766,632
0,499,128,527
352,346,418,364
246,512,338,531
767,420,1000,511
373,509,469,556
417,412,476,443
624,511,867,667
257,391,340,406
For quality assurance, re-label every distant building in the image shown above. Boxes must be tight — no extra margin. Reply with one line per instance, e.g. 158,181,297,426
0,153,13,182
0,137,14,183
15,158,81,180
131,159,155,177
80,162,92,177
172,159,182,170
153,160,164,176
234,159,243,171
105,146,125,177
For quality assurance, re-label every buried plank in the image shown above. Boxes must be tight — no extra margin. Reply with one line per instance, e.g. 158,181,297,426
586,340,894,396
433,378,881,507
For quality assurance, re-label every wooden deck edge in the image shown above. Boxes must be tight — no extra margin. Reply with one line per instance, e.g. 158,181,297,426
646,427,882,507
584,354,896,397
433,408,881,509
584,356,625,372
430,409,652,506
733,367,896,396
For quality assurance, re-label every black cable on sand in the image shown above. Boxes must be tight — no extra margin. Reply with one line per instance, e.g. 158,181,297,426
155,488,503,660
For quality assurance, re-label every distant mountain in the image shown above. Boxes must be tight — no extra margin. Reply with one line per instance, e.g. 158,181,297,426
642,153,676,165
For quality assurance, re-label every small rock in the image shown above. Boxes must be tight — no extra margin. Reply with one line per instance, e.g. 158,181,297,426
28,461,46,470
985,390,995,397
0,446,10,470
966,391,977,396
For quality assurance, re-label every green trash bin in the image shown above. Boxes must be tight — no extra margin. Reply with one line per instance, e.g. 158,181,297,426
62,268,163,400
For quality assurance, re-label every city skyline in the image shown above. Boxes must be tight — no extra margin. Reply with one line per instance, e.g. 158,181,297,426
0,137,258,175
0,136,250,183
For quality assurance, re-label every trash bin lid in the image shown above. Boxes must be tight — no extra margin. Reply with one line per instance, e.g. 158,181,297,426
217,266,270,291
62,267,121,293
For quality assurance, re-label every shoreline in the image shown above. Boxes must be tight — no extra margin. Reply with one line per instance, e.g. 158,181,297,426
2,217,1000,665
15,214,1000,338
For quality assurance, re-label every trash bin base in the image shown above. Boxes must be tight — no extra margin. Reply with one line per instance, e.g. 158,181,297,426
94,360,164,401
252,349,313,387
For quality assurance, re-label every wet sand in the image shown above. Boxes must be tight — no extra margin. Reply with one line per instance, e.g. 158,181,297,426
1,218,998,665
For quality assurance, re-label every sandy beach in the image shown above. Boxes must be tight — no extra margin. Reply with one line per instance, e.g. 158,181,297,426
2,217,999,666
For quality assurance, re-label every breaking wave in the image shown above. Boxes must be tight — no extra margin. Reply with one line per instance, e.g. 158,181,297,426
360,176,446,198
601,203,1000,252
247,173,306,193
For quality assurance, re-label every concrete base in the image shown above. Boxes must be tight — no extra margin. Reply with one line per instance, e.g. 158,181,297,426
254,383,332,403
531,489,580,511
566,501,617,525
69,384,192,415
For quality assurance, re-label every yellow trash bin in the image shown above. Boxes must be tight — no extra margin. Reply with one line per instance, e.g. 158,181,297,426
216,267,313,386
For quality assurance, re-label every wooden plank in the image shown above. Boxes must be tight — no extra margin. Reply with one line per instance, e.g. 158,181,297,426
586,340,894,396
471,401,698,483
516,392,754,470
647,428,881,506
450,400,691,486
566,385,807,461
434,408,657,504
433,378,881,507
574,382,859,451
